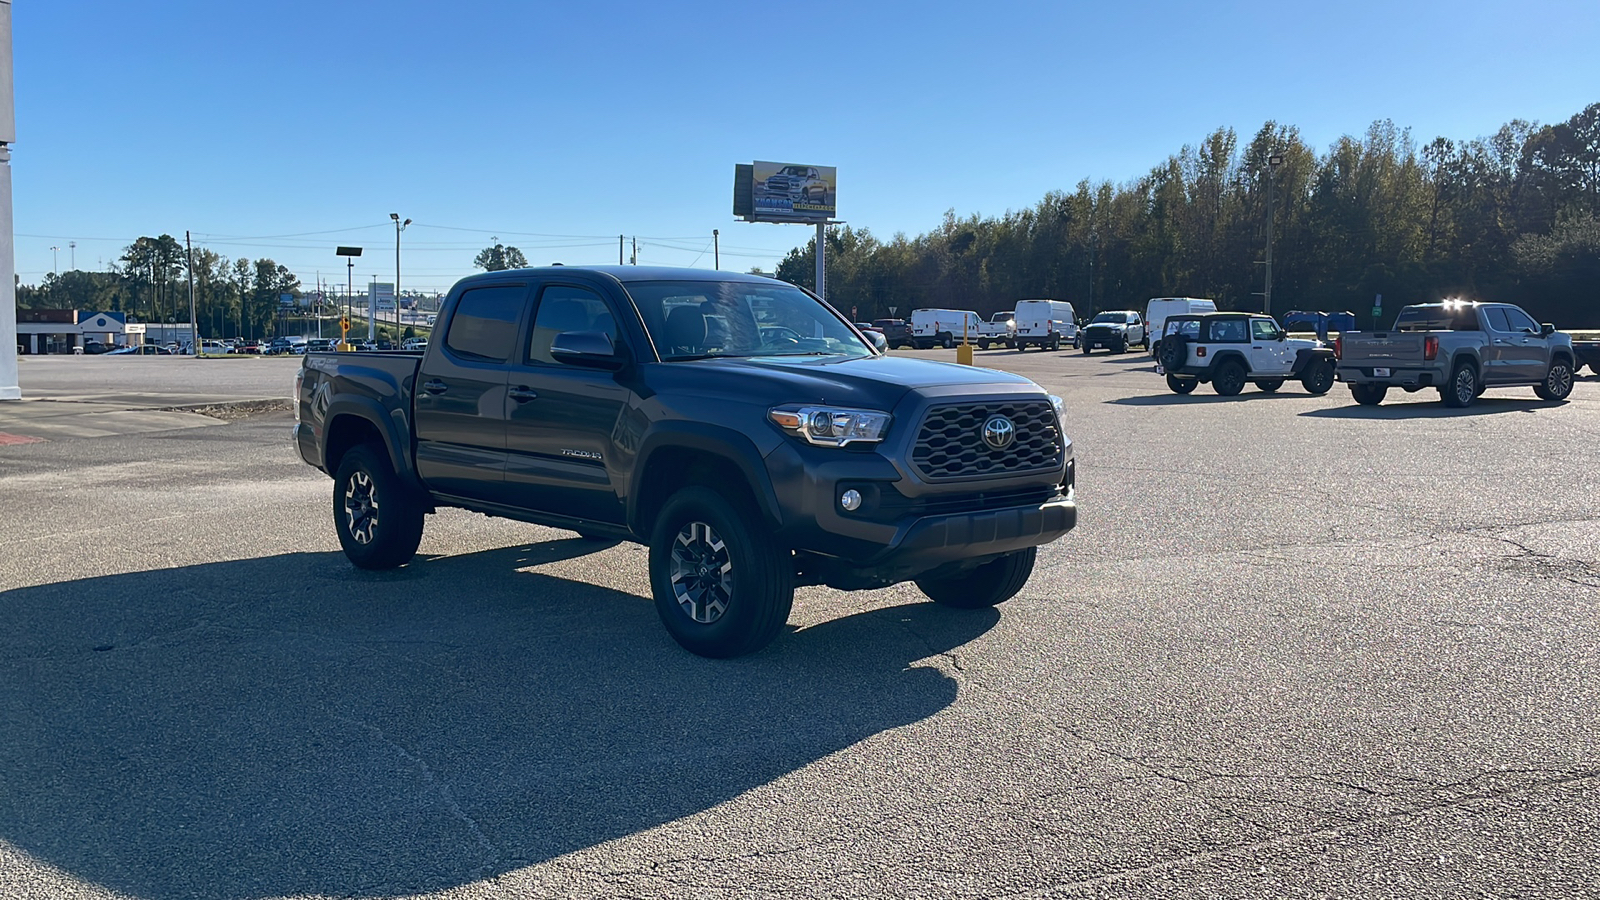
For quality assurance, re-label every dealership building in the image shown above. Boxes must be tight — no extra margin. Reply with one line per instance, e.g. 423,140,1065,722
15,309,146,354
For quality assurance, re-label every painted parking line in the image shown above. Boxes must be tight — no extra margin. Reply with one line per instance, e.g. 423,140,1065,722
0,433,46,445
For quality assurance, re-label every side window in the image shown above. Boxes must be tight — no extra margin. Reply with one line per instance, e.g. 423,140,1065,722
1251,319,1278,341
1209,319,1248,343
527,285,620,365
1503,307,1540,333
444,285,525,362
1484,308,1512,332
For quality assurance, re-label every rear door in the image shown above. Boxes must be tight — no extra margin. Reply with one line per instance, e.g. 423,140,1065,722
501,279,632,523
414,281,528,500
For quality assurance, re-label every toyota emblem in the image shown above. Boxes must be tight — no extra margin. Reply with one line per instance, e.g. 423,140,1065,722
981,415,1016,450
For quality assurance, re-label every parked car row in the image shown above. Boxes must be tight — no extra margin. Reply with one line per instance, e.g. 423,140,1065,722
1150,300,1583,409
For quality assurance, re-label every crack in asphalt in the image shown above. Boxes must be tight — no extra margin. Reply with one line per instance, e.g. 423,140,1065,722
993,768,1600,897
332,715,504,867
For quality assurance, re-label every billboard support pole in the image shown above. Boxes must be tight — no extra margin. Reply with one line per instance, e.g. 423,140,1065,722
815,222,825,302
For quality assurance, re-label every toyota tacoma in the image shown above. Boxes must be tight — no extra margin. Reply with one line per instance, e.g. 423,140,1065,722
294,268,1077,657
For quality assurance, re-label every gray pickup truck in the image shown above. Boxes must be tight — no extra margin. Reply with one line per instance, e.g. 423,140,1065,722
1335,301,1577,407
294,266,1077,657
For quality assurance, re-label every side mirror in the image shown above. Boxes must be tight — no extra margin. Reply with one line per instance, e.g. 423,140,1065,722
1541,323,1555,336
551,331,625,369
865,331,888,353
1276,330,1288,341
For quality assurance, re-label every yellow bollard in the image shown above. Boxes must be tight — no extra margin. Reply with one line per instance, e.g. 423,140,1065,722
955,318,974,366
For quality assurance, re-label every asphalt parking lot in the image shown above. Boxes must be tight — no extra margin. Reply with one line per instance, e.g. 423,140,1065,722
1,350,1598,899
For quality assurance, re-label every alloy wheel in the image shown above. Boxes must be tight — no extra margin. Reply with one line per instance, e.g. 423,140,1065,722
669,520,733,624
1548,365,1572,397
344,470,379,545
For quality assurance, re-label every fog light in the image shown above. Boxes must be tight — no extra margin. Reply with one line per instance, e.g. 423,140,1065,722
840,489,862,511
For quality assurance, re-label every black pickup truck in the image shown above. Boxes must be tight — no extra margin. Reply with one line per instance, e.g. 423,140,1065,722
294,267,1077,657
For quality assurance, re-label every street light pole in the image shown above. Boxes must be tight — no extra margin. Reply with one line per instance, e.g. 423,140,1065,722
50,245,57,275
391,213,409,342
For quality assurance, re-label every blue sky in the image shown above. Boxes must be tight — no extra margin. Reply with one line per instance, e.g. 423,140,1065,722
12,0,1598,294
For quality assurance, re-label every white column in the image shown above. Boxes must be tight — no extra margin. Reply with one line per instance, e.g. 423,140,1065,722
0,1,17,400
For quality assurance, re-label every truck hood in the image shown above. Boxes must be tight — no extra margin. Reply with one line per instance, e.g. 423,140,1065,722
670,354,1038,407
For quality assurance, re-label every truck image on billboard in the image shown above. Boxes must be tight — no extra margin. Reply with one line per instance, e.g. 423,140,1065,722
751,161,836,221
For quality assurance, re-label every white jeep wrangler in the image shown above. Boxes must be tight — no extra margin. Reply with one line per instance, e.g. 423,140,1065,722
1156,313,1336,396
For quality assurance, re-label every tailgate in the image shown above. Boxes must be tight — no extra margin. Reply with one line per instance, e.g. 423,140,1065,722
1340,333,1427,366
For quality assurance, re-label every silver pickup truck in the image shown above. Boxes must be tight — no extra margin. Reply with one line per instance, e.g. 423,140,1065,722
1335,301,1576,407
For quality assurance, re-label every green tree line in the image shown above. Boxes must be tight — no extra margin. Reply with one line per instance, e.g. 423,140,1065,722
776,103,1600,328
17,234,304,339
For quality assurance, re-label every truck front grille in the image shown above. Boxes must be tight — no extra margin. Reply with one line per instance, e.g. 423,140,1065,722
910,400,1063,481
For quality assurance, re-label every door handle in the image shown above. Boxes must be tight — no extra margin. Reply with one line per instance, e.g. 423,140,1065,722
1493,340,1508,345
508,386,539,403
422,379,448,394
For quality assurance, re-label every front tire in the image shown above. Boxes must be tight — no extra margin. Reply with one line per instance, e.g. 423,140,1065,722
649,486,793,658
1350,383,1388,406
333,444,425,570
916,548,1036,609
1533,359,1574,401
1300,360,1335,395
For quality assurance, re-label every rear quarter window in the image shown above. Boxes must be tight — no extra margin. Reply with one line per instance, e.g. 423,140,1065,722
445,285,525,362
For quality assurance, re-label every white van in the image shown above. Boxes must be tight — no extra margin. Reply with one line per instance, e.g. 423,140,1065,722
1145,298,1217,357
1013,299,1077,351
910,308,982,349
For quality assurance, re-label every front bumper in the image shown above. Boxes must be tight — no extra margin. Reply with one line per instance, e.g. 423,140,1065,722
764,389,1077,586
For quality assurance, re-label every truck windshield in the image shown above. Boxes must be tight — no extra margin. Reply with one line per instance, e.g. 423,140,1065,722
1393,306,1481,332
625,281,872,361
1091,313,1129,324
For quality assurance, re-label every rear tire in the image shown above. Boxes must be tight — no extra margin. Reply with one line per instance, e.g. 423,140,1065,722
1440,361,1478,408
1212,360,1246,396
941,334,953,349
649,486,793,658
1166,374,1197,394
916,548,1036,609
1350,383,1388,406
1533,359,1574,401
333,444,425,570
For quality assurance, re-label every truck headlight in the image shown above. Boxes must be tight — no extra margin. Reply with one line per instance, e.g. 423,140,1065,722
1049,394,1070,443
769,405,891,447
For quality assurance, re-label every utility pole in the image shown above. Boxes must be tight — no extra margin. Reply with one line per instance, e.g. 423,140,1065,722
0,0,16,400
619,234,624,265
69,240,74,270
713,229,720,269
1264,153,1284,316
631,236,637,265
186,231,197,354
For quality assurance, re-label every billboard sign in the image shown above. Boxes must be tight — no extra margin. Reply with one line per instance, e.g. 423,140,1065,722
739,161,836,223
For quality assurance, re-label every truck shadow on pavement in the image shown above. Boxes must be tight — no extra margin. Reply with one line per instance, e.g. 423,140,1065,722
0,544,996,899
1299,397,1567,418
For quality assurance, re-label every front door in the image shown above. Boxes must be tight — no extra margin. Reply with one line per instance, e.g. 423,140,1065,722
502,282,631,524
1248,318,1289,374
414,282,527,501
1497,305,1551,381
